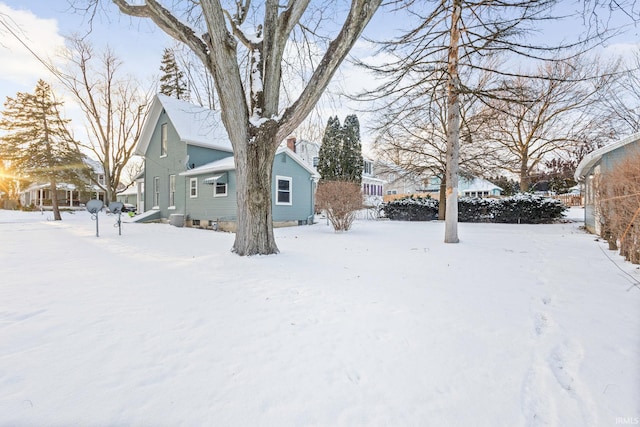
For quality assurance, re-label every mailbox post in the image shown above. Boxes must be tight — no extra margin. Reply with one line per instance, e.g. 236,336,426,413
109,202,124,236
86,199,104,237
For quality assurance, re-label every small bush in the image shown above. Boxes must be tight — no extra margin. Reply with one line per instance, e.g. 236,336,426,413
316,180,363,231
382,193,567,224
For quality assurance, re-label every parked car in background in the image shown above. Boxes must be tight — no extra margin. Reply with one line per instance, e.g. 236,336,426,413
122,203,136,213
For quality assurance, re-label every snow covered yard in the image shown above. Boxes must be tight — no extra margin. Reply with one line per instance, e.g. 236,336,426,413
0,208,638,426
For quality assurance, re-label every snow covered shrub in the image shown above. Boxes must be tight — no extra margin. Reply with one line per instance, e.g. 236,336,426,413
458,197,496,222
383,193,566,223
316,180,363,231
492,193,567,224
382,196,438,221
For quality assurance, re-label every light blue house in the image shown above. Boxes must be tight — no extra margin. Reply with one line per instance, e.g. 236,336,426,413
425,175,503,198
134,94,319,230
574,132,640,234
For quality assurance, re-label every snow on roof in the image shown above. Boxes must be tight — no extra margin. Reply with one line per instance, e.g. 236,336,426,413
83,156,104,174
574,132,640,181
180,156,235,176
180,147,320,179
136,94,233,156
464,176,503,192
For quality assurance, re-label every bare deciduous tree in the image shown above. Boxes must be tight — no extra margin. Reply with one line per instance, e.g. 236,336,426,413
479,57,615,192
597,49,640,137
356,0,631,243
58,37,153,202
102,0,381,255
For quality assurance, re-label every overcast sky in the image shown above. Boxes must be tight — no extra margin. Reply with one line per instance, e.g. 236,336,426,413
0,1,638,150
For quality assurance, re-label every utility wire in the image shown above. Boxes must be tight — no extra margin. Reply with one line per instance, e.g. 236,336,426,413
598,244,640,292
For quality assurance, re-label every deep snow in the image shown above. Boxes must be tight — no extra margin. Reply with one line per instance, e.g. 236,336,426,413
0,208,638,426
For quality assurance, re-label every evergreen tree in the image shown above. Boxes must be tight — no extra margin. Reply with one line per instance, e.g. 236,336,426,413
340,114,363,183
159,48,188,100
317,116,343,180
0,80,84,220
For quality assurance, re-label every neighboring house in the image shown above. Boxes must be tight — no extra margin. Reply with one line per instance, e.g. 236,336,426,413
284,137,320,170
425,175,503,198
374,162,428,200
574,132,640,234
19,156,107,208
361,158,385,207
116,185,142,208
134,94,319,229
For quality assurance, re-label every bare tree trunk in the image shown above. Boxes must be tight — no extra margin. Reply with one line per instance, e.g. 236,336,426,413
520,157,529,192
438,181,446,220
49,178,61,221
444,0,461,243
232,127,279,255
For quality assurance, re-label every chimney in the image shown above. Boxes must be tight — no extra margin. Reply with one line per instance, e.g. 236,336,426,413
286,136,296,153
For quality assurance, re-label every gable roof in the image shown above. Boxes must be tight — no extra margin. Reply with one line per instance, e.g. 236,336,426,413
135,94,233,156
574,132,640,182
180,147,320,178
463,176,503,192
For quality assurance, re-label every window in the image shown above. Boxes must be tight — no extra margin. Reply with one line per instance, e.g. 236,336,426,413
153,176,160,207
98,174,105,185
190,178,198,198
169,174,176,207
214,182,227,197
160,123,167,157
276,176,292,205
363,160,373,175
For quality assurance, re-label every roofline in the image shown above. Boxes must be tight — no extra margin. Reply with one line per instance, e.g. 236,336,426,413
135,94,235,156
179,147,320,178
180,161,235,176
276,146,320,178
185,139,234,153
574,132,640,182
135,95,163,156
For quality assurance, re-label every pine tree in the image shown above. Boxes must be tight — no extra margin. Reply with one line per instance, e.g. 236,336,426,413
340,114,363,183
0,80,84,220
317,116,343,180
159,48,188,100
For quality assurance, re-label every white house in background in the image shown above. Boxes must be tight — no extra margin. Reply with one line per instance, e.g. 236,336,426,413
374,162,427,198
284,137,320,170
19,156,107,208
361,158,385,207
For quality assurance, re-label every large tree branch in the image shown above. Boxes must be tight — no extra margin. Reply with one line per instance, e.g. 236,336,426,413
276,0,381,141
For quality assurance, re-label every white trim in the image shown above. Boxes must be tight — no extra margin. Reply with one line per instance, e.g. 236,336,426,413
189,178,198,198
575,132,640,181
160,123,168,157
275,175,292,206
168,174,176,207
203,175,223,184
214,182,228,197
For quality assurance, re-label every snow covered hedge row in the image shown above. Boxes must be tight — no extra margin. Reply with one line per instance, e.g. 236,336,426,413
382,194,567,224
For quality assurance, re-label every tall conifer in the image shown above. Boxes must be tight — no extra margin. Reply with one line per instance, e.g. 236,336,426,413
341,114,363,183
0,80,84,220
317,116,343,180
159,48,188,100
